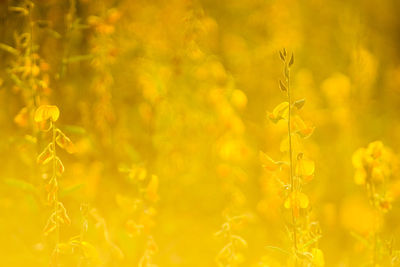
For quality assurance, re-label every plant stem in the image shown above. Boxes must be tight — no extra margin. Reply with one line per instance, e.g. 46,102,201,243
286,62,298,255
29,4,40,155
60,0,76,77
51,121,59,265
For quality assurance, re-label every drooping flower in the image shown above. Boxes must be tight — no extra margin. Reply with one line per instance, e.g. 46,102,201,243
34,105,60,122
284,191,309,217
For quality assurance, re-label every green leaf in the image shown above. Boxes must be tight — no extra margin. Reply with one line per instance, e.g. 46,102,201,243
0,43,18,55
350,231,371,248
4,178,38,195
36,20,50,28
60,184,84,197
8,6,29,15
62,54,94,64
46,29,62,39
279,80,287,92
279,51,285,61
62,125,87,135
265,245,291,255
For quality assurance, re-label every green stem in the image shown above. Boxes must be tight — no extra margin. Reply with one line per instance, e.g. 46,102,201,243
51,121,59,265
60,0,76,77
286,62,298,256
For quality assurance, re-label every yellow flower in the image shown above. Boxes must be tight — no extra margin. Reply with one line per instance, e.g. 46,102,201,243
231,89,247,109
352,148,366,169
352,141,394,185
280,134,301,153
295,155,315,182
367,141,384,159
378,195,392,212
284,191,309,217
291,115,314,138
371,166,384,183
34,105,60,122
354,169,366,185
268,102,289,123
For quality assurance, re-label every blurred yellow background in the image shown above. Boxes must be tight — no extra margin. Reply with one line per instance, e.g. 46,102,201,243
1,0,400,266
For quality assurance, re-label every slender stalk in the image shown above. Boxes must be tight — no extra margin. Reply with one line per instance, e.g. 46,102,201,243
366,166,378,265
51,121,59,265
29,4,34,103
60,0,76,77
365,164,381,265
28,3,41,184
286,62,298,255
371,183,379,265
28,3,40,149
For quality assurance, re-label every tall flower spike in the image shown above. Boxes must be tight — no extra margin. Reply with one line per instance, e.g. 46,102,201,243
352,141,397,264
260,50,323,265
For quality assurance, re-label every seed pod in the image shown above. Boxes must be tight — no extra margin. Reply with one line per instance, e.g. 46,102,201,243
56,131,76,153
289,53,294,67
57,202,71,225
279,51,285,61
55,157,65,176
43,214,57,236
37,144,53,165
36,20,50,28
279,80,287,92
8,6,29,16
294,99,305,110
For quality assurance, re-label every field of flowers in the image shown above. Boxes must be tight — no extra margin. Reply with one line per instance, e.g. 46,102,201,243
1,0,400,266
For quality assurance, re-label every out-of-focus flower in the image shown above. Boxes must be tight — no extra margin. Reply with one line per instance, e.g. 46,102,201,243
34,105,59,123
352,141,394,185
